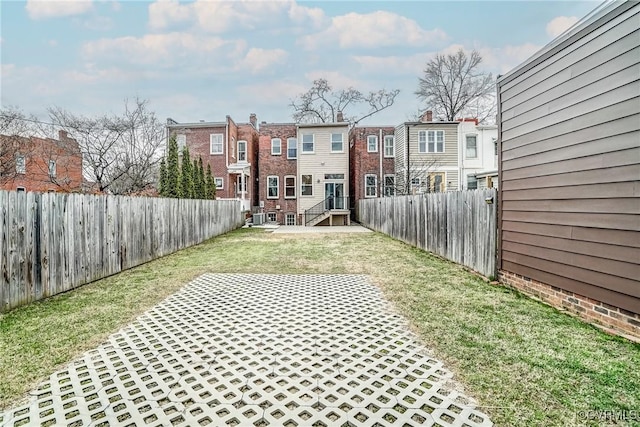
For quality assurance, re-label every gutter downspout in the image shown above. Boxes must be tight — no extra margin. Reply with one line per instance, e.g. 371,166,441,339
379,128,383,197
459,124,464,190
225,118,229,200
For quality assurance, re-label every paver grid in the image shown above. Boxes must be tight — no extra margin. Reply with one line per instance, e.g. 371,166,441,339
1,274,493,427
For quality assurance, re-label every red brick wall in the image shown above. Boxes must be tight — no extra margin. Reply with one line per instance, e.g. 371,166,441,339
349,126,395,204
258,123,298,224
499,270,640,340
0,131,83,193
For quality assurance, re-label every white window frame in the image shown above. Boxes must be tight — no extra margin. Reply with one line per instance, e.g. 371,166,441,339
384,135,395,158
238,140,247,162
331,133,343,153
287,138,297,159
465,134,477,159
365,174,377,198
267,175,279,199
426,172,446,193
267,212,277,222
214,177,224,189
301,134,314,153
285,213,296,226
210,133,224,155
284,175,296,199
384,174,395,196
236,175,247,194
301,174,313,196
367,135,378,153
467,175,478,190
48,160,56,178
271,138,281,155
16,155,26,174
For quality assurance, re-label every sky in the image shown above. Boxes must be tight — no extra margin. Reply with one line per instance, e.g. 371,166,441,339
1,0,599,127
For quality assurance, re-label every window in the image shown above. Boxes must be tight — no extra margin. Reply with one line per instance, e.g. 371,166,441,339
384,175,395,196
236,176,247,194
418,130,444,153
287,138,297,159
466,135,477,158
493,137,498,155
367,135,378,152
331,133,343,152
467,176,478,190
285,176,296,198
267,175,279,198
285,213,296,226
411,177,421,187
176,134,186,150
271,138,281,155
301,174,313,196
365,174,377,198
324,174,344,180
16,155,25,174
210,134,223,154
48,160,56,178
426,172,446,192
302,134,314,153
267,212,277,222
16,187,25,192
238,140,247,162
215,177,224,189
384,135,394,157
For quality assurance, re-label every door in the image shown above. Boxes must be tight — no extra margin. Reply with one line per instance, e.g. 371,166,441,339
325,182,345,210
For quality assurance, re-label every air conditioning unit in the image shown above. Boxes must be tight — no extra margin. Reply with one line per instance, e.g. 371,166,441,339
253,213,265,225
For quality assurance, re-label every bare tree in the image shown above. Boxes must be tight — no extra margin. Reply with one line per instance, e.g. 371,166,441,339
416,49,495,124
0,107,35,184
48,98,165,195
290,78,400,125
395,159,444,196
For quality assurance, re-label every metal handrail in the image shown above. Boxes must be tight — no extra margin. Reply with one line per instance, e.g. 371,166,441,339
304,196,349,225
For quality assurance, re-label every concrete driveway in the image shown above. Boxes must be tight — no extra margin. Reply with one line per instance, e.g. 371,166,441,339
1,274,492,426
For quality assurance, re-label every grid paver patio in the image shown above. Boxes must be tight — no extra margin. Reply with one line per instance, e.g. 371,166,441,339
1,274,493,426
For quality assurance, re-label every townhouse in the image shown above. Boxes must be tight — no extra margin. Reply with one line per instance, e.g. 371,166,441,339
166,114,259,211
458,119,498,190
0,130,83,193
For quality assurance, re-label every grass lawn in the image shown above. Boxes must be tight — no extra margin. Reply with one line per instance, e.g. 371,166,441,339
1,227,639,426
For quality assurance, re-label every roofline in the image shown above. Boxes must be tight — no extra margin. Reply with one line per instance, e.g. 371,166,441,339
352,125,396,129
397,121,461,126
167,121,226,128
497,0,634,85
297,122,350,128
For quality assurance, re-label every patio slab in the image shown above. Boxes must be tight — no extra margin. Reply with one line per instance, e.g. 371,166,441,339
0,274,492,426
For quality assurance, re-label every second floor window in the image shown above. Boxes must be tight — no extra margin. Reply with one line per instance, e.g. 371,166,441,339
238,140,247,162
287,138,297,159
419,130,444,153
331,133,343,152
367,135,378,152
271,138,281,155
302,134,314,153
210,134,223,154
384,135,395,157
16,155,26,174
466,135,477,158
176,134,186,150
48,160,56,178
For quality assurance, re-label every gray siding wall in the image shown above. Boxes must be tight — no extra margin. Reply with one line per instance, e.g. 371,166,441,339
497,1,640,313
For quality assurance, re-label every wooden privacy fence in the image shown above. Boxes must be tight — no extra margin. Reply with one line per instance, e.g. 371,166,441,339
358,189,498,278
0,191,244,312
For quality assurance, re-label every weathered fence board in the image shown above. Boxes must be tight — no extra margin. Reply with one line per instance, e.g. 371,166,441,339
0,191,243,312
358,189,498,278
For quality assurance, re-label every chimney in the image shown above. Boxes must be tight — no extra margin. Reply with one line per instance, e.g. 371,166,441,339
58,130,68,140
336,111,344,122
249,113,257,128
421,110,433,122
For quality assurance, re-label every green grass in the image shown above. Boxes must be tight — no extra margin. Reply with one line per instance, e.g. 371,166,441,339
1,228,639,426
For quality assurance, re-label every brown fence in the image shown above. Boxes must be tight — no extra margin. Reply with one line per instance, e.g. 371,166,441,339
357,189,498,278
0,191,244,312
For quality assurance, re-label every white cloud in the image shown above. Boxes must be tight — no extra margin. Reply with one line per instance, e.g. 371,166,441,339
300,11,447,50
353,53,430,76
237,48,289,74
26,0,93,20
546,16,579,39
47,39,58,47
148,0,193,31
1,64,16,78
237,80,307,104
82,32,242,68
478,43,542,74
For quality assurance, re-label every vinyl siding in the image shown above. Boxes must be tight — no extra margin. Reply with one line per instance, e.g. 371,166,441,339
297,125,349,215
497,1,640,313
394,124,407,191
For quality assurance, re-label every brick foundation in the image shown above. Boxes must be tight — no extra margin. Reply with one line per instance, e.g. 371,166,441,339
499,270,640,341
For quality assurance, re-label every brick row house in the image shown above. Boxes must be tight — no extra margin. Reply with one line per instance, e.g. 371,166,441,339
166,114,259,211
0,130,83,193
165,110,498,226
